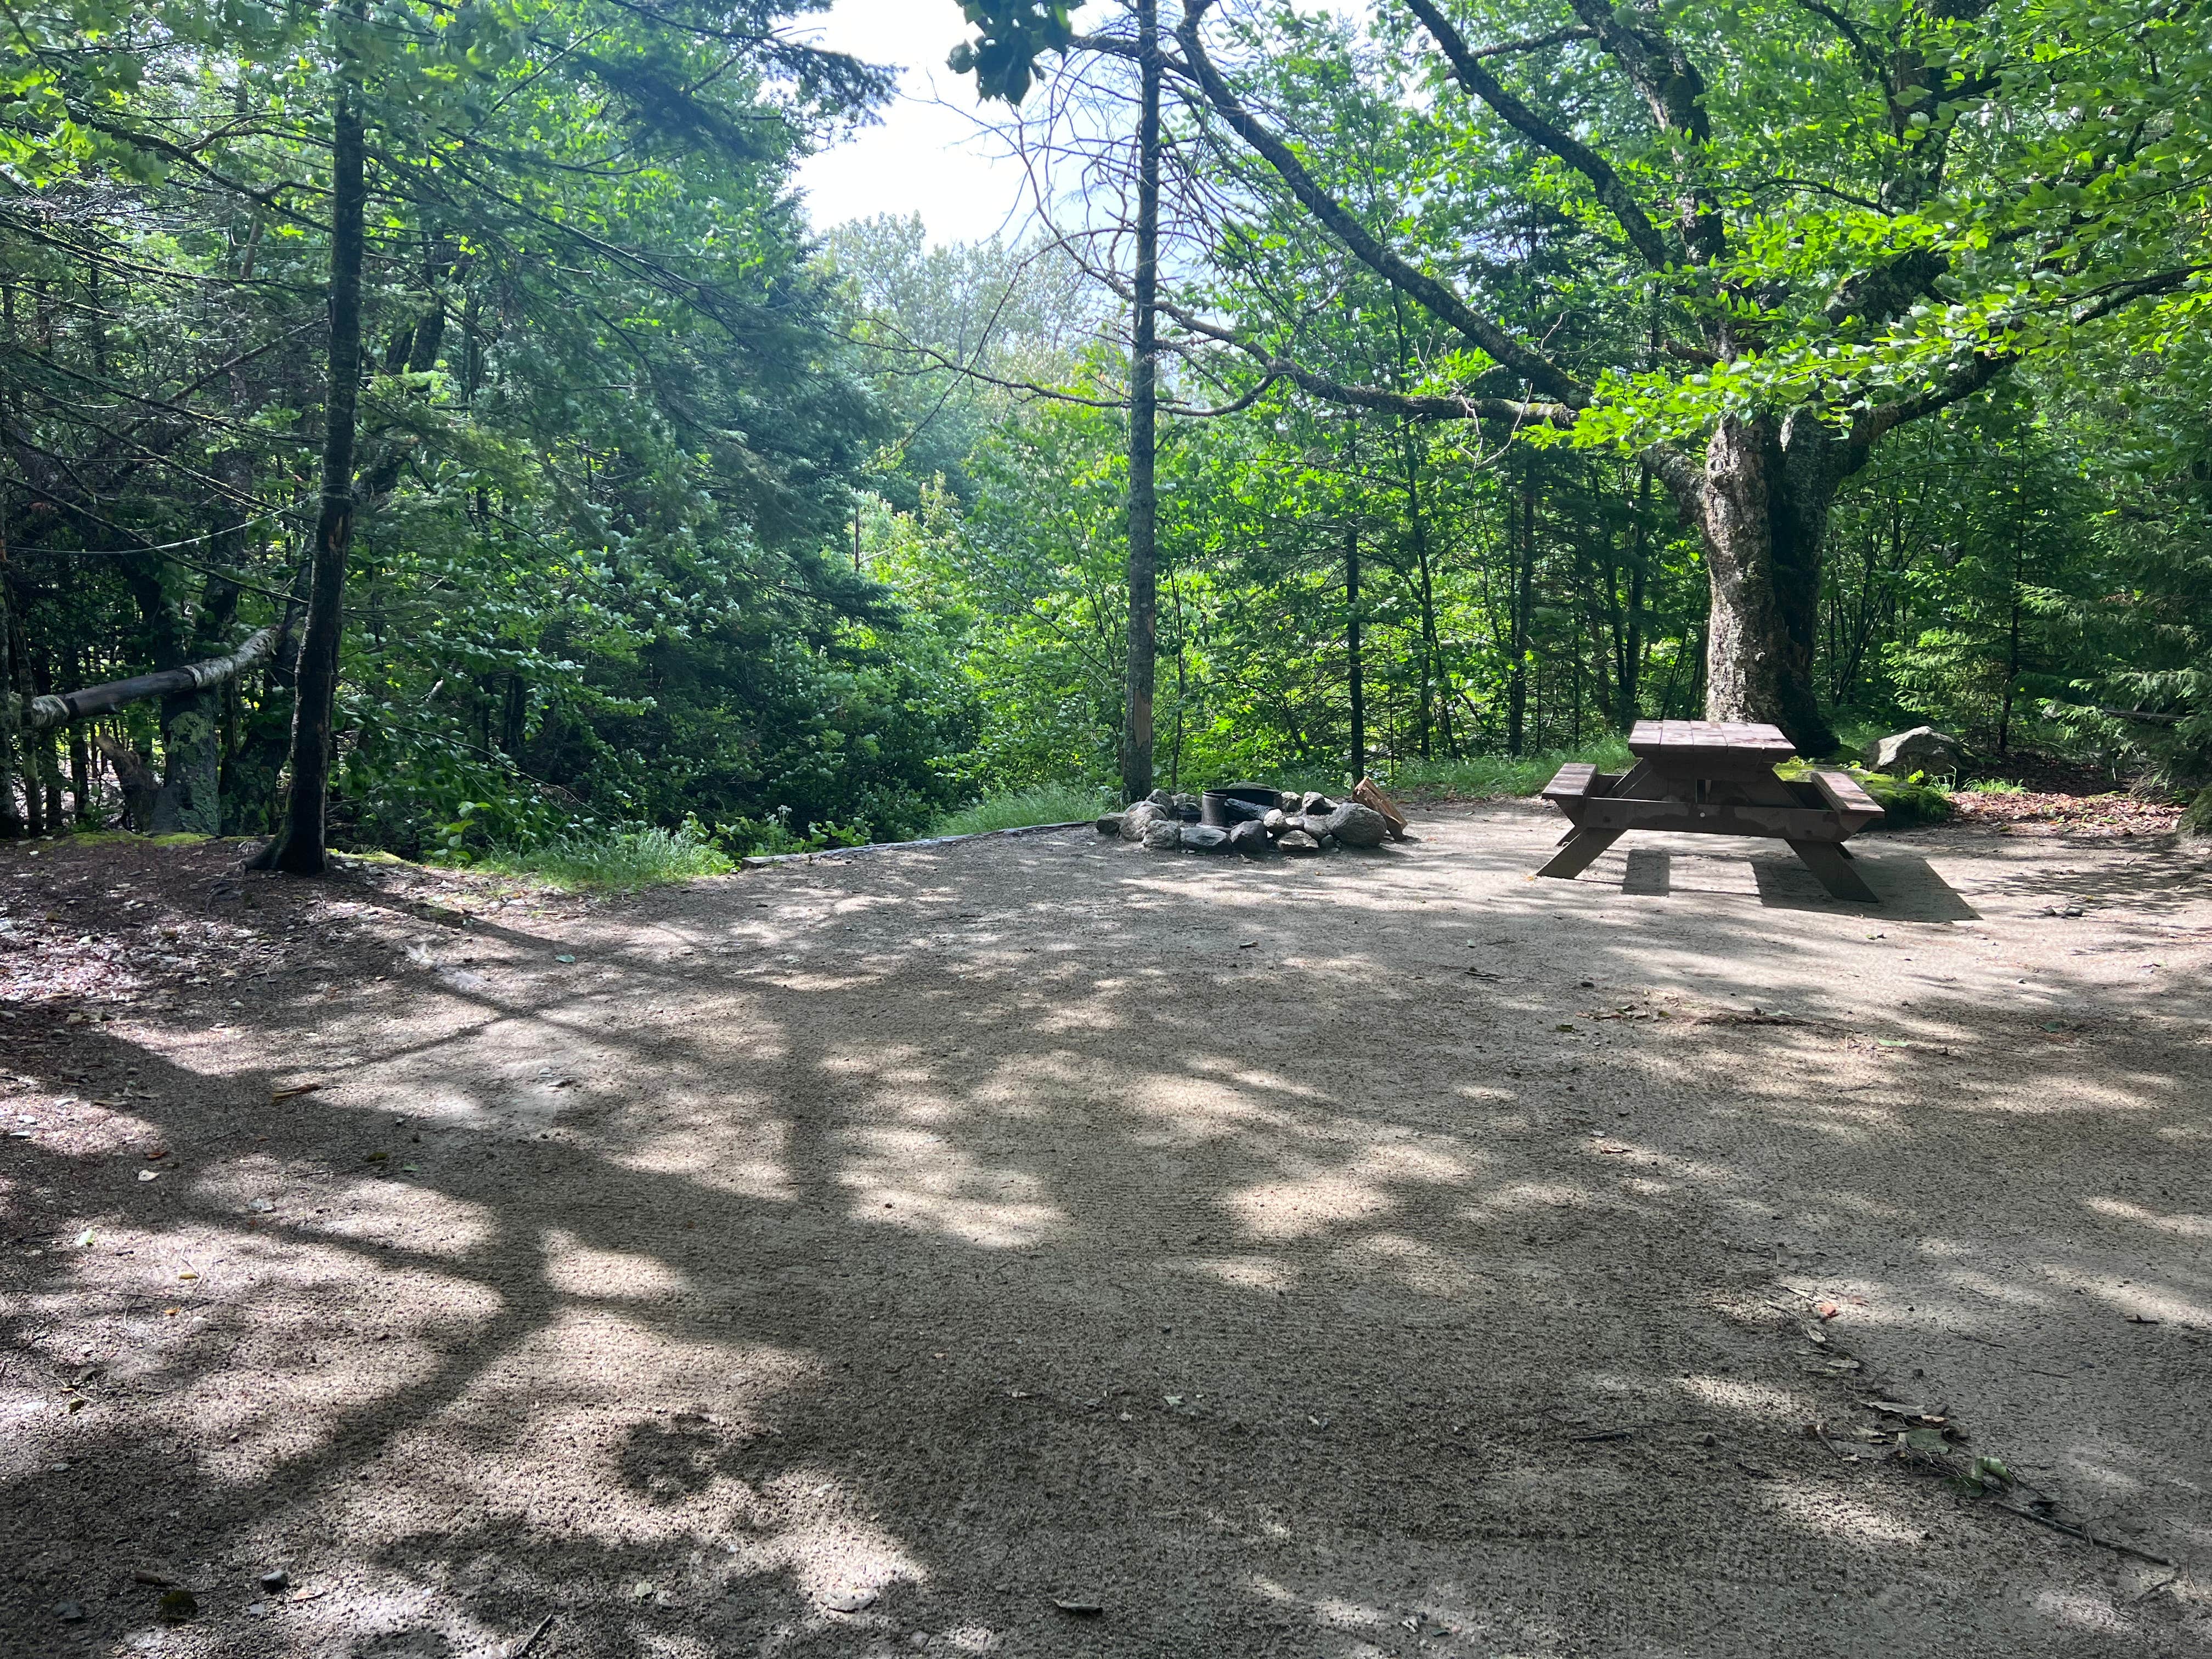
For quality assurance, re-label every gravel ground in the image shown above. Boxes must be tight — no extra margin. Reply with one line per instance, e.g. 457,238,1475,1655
3,807,2209,1658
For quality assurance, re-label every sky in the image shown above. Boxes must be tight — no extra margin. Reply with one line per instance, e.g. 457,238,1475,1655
791,0,1365,246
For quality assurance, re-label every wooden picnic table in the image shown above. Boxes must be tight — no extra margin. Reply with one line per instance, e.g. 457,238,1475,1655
1537,719,1884,902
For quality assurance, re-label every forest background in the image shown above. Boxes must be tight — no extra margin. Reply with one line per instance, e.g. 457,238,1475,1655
0,0,2206,875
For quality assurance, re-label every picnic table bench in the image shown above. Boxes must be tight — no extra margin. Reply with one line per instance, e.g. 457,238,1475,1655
1538,719,1884,902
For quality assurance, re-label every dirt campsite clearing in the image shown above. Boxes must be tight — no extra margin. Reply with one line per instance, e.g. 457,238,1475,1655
3,805,2210,1658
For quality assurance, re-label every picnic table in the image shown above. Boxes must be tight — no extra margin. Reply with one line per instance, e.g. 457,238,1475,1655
1537,719,1884,902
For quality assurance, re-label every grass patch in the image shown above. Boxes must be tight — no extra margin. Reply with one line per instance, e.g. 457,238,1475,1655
1387,736,1635,800
929,783,1111,838
1961,777,2027,795
472,824,733,891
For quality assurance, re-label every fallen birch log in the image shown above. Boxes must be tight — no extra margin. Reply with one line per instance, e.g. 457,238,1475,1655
22,625,283,730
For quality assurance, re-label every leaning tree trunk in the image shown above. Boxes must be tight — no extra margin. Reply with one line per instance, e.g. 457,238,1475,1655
262,70,367,874
1694,411,1843,757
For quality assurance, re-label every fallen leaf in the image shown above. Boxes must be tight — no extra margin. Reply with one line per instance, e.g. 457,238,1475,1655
138,1170,159,1183
1052,1597,1104,1617
1815,1301,1840,1320
271,1082,323,1102
822,1589,876,1613
554,954,577,964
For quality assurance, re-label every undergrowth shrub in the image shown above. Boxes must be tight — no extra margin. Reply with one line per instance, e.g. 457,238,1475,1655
472,823,734,890
930,782,1111,837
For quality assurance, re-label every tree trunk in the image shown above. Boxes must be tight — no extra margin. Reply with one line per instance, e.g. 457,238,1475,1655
1506,464,1534,756
1119,0,1161,805
0,535,19,839
1345,520,1363,783
1694,411,1842,755
152,569,242,836
1618,462,1650,728
263,70,368,873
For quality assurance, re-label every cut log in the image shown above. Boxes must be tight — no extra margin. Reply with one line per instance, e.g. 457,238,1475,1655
1353,777,1409,839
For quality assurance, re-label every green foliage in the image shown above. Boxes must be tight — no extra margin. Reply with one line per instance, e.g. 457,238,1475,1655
929,782,1110,836
1390,738,1635,800
946,1,1083,104
469,823,734,892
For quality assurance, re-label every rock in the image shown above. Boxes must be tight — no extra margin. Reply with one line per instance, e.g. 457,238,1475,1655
1276,829,1322,855
1217,795,1268,825
1142,819,1183,851
1180,824,1231,853
1262,808,1288,832
1172,793,1198,812
1299,814,1336,840
257,1570,289,1594
55,1601,85,1623
1227,820,1272,857
1300,791,1337,814
1863,725,1966,776
1120,802,1163,841
1316,832,1338,850
1324,802,1390,848
1094,812,1125,837
1146,788,1175,807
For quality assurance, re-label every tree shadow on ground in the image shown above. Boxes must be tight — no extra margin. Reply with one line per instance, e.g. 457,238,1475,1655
2,815,2207,1657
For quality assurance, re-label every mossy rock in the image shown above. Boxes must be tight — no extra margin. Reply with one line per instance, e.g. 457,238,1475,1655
1780,759,1951,827
2183,789,2212,840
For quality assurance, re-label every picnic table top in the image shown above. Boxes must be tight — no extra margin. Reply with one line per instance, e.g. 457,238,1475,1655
1627,719,1798,763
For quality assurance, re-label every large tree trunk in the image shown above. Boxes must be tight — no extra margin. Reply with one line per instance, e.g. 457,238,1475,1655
151,570,242,836
1119,0,1162,805
1694,411,1842,755
262,70,368,874
0,537,19,839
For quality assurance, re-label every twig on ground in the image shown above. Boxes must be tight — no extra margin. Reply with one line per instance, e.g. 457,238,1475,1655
505,1613,556,1658
1997,1504,2172,1566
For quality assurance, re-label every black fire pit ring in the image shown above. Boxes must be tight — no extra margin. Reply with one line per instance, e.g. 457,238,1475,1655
1200,783,1283,827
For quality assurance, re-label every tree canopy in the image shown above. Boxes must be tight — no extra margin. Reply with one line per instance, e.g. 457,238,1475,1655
2,0,2208,858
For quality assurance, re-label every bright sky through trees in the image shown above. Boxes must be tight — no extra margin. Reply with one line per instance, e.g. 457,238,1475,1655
793,0,1363,242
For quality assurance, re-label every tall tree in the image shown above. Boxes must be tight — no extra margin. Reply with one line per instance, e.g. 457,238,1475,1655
960,0,2209,754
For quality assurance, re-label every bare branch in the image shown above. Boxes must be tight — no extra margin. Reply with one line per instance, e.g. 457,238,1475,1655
1177,0,1588,407
1401,0,1669,270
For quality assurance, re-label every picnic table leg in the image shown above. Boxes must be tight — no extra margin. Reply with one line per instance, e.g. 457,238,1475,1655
1787,838,1878,902
1537,828,1621,880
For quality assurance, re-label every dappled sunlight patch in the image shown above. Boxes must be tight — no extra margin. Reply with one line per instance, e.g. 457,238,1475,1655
2083,1195,2212,1239
1334,1232,1486,1300
738,1465,928,1612
1678,1373,1820,1423
1759,1483,1925,1547
2031,1588,2140,1637
203,1167,500,1257
1168,1254,1299,1294
838,1127,1064,1248
543,1227,690,1300
617,1112,795,1203
2035,1261,2212,1327
401,1311,822,1532
1226,1142,1480,1243
1457,1178,1594,1222
1940,1267,2056,1310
